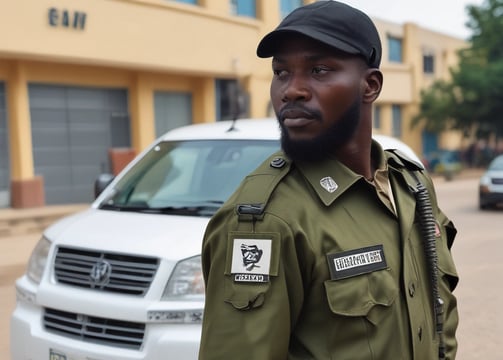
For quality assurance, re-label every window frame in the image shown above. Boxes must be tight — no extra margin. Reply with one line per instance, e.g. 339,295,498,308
230,0,257,18
423,53,435,74
387,35,403,63
392,104,402,138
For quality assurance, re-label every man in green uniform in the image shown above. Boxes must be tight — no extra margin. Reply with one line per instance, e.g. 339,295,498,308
199,1,459,359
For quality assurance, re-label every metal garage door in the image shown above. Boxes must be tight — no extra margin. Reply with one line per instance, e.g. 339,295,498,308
154,91,192,137
0,83,9,207
30,84,130,204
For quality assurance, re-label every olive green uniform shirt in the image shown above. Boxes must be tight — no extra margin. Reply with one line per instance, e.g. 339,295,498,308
200,142,459,360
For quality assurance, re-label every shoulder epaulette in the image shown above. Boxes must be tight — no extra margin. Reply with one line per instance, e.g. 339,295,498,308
386,149,437,205
233,151,291,221
385,149,425,171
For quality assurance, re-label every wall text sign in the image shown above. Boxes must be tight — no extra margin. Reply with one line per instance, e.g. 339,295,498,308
48,8,87,30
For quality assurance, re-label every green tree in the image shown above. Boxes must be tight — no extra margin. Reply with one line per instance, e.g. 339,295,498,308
413,0,503,142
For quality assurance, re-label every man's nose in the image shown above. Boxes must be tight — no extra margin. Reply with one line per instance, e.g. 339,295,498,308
282,75,311,102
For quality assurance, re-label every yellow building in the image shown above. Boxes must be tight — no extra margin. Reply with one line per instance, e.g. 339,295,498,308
0,0,466,208
373,18,467,162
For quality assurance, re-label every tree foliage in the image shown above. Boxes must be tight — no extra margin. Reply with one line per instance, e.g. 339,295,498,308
412,0,503,140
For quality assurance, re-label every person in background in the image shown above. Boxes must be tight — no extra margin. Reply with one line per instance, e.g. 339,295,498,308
199,2,459,359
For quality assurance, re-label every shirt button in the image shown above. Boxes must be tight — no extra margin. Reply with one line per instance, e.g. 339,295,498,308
418,327,423,341
408,282,416,297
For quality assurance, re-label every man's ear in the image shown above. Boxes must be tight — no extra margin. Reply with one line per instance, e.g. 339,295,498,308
363,69,383,104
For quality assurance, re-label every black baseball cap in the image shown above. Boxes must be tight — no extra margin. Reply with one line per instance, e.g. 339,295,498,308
256,1,382,68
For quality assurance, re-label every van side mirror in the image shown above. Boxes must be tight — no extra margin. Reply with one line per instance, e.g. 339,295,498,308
94,173,115,198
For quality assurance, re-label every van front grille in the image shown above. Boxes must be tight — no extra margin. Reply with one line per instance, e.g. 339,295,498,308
44,308,145,350
54,246,159,296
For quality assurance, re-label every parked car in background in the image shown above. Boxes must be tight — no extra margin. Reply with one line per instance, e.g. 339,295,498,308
425,149,463,180
479,154,503,210
11,118,421,360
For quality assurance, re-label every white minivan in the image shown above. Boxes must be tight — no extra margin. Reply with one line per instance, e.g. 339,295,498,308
11,118,421,360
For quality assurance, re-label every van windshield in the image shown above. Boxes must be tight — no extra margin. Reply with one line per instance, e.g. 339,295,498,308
99,139,279,216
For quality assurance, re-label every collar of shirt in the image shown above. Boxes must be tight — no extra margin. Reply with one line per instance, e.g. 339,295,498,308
368,141,397,215
293,140,395,211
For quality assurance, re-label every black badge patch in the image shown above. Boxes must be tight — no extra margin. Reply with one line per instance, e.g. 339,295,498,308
327,245,387,280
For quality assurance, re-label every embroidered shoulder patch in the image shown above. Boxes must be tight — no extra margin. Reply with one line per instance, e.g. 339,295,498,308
231,238,272,283
327,245,387,280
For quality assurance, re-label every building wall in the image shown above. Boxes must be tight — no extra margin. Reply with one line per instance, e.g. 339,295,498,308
1,0,260,76
372,18,467,156
0,0,464,207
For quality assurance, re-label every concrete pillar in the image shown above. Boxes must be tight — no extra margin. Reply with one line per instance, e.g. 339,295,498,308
129,73,155,153
7,61,44,208
192,77,215,123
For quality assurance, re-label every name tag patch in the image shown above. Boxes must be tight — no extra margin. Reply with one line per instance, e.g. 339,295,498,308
231,238,272,283
327,245,387,280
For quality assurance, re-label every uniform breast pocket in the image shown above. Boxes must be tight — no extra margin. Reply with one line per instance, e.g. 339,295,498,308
324,269,398,325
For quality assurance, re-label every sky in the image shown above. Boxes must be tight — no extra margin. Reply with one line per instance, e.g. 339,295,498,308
342,0,485,39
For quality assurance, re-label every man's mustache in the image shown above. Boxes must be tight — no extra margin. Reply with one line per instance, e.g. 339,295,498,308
277,104,322,122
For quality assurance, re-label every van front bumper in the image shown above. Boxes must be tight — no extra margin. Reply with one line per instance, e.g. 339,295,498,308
11,278,201,360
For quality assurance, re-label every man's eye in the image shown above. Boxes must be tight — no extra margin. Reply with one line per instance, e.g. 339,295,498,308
273,69,288,77
312,67,328,74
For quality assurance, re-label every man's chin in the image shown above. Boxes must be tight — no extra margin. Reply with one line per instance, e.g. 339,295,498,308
281,137,326,163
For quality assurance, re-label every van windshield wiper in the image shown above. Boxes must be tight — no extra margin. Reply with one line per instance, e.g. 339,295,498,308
99,201,224,216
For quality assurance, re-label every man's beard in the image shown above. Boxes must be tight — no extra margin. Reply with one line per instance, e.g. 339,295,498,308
278,100,361,163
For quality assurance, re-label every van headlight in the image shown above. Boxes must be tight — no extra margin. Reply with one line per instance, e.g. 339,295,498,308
161,255,205,301
480,175,491,187
26,236,51,284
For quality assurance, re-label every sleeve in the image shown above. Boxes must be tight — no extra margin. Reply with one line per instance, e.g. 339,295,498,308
436,207,459,360
199,208,308,360
423,174,459,360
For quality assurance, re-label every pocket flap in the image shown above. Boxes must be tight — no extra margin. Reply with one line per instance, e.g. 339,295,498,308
224,279,269,310
324,269,398,318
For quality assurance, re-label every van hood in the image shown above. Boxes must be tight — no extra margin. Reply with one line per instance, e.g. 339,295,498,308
44,208,210,261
